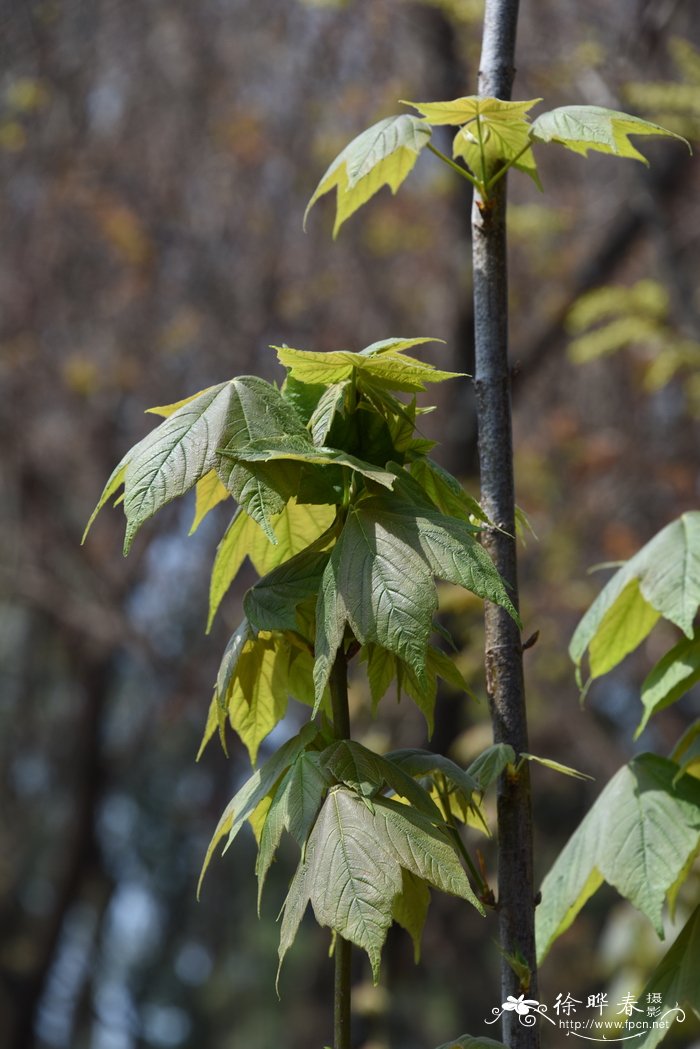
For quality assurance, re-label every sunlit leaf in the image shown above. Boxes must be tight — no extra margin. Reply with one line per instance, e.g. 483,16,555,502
403,95,542,186
536,754,700,962
275,338,458,393
256,750,332,909
633,906,700,1049
570,512,700,686
305,115,432,236
190,470,229,534
410,457,489,524
392,869,430,963
277,787,480,981
198,724,319,895
467,743,516,792
520,753,593,781
531,105,690,163
637,634,700,738
244,550,330,633
208,500,334,631
223,434,396,489
320,739,443,819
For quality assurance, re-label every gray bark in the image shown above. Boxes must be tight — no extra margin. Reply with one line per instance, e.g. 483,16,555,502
472,3,540,1047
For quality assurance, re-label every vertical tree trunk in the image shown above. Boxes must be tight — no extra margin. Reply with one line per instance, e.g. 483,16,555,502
471,3,540,1047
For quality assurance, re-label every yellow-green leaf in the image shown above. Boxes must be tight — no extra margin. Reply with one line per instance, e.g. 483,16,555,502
207,499,334,631
189,470,229,534
305,115,432,237
531,105,691,163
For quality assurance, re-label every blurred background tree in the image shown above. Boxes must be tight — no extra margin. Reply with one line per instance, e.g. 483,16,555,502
0,1,698,1047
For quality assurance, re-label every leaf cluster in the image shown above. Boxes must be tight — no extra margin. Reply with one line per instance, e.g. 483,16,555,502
305,98,689,235
86,336,522,974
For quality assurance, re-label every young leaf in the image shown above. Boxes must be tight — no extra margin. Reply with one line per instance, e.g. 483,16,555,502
403,96,542,187
189,470,229,534
278,787,481,982
304,115,432,237
671,720,700,784
244,550,330,633
308,381,349,446
531,105,690,163
409,457,489,524
320,739,443,819
402,96,540,128
637,634,700,738
313,505,438,707
225,633,292,764
570,512,700,685
198,723,319,895
256,751,332,909
275,338,459,393
466,743,516,792
391,869,431,963
366,496,521,625
118,381,234,553
536,754,700,962
633,906,700,1049
519,753,593,781
223,434,396,489
386,748,480,801
208,500,335,631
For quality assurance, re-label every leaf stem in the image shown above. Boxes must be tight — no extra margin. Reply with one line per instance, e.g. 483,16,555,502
485,141,532,194
329,647,351,1049
427,142,481,191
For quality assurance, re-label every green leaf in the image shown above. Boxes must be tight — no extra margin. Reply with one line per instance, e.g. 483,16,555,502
637,634,700,738
256,751,332,909
189,470,229,534
305,115,432,237
391,869,431,963
362,644,397,711
223,434,396,489
121,382,234,553
387,748,479,800
320,739,443,819
224,633,291,764
207,500,334,631
570,512,700,684
313,505,438,707
519,753,593,781
278,787,480,981
536,754,700,962
366,496,521,625
409,457,489,524
403,96,542,187
589,579,661,679
314,496,518,707
671,720,700,784
276,338,459,394
467,743,516,792
212,377,309,539
198,723,319,895
87,377,309,554
308,381,349,446
531,105,690,163
244,550,330,633
82,460,127,542
402,95,540,128
633,906,700,1049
